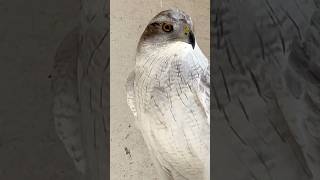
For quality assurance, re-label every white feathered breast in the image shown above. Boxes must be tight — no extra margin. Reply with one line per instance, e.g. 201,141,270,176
127,41,210,179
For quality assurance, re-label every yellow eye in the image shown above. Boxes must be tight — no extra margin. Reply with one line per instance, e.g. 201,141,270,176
162,23,173,32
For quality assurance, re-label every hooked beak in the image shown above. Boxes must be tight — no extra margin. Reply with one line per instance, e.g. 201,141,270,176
188,31,195,49
183,25,195,49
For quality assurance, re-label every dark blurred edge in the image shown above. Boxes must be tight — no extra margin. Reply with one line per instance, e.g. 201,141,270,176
78,0,110,180
52,0,110,179
210,0,320,179
210,0,214,179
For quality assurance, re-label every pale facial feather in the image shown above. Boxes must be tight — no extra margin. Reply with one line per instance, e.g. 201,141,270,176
137,9,194,52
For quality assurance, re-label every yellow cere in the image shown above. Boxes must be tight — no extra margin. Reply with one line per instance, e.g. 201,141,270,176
184,26,190,34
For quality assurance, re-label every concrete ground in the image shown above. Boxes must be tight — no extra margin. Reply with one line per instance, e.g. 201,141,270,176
0,0,81,179
110,0,209,179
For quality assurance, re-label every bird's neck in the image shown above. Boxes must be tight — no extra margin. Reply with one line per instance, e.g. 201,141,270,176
134,41,208,89
136,41,193,65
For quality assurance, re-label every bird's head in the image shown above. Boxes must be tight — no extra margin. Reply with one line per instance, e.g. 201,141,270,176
138,8,195,50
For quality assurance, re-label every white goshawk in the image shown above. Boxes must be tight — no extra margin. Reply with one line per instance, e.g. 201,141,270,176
126,9,210,180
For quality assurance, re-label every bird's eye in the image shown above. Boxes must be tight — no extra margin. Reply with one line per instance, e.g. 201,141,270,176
162,23,173,32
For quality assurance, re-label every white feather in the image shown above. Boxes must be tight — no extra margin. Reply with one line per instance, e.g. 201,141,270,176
127,40,210,180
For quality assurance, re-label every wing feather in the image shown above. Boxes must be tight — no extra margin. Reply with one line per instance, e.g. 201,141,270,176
126,71,137,119
198,65,210,124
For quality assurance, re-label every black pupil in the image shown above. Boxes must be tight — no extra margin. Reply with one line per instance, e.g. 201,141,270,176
164,24,171,31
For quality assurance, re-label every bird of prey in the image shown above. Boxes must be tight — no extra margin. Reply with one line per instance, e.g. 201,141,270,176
126,9,210,180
